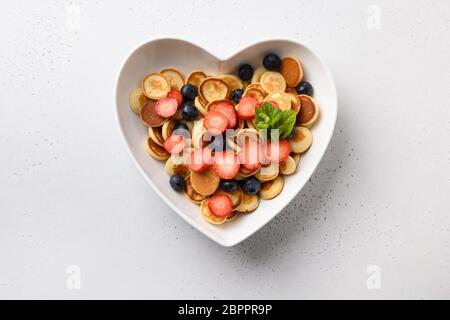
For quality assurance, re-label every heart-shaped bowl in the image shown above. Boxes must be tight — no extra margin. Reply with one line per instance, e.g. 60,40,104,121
115,38,337,247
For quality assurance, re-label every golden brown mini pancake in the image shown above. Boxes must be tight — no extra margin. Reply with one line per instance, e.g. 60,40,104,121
186,70,208,87
184,177,208,204
235,193,259,213
129,88,149,115
264,91,291,111
148,126,165,147
220,74,243,91
165,156,191,178
279,156,297,175
296,95,319,128
141,73,171,99
244,87,266,103
160,68,185,91
289,126,313,154
145,137,170,161
162,119,177,140
191,167,220,196
260,71,287,93
251,67,267,84
288,93,301,114
140,100,166,127
280,56,303,87
199,77,229,103
259,175,284,200
205,99,234,112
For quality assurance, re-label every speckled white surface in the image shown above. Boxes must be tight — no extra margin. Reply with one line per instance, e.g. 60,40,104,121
0,0,449,299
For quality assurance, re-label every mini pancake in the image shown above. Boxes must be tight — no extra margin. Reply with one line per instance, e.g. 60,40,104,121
186,70,208,87
145,137,170,161
289,126,313,154
200,199,227,224
243,87,266,103
260,71,287,93
264,91,291,111
220,74,243,91
296,95,319,128
255,163,279,182
162,118,177,140
292,153,301,167
165,156,191,178
129,88,149,115
286,87,298,94
235,128,259,146
194,96,208,115
279,156,297,175
235,193,259,213
199,77,230,103
184,177,208,205
160,68,185,91
215,187,243,210
140,100,166,127
205,99,234,112
259,175,284,200
141,73,171,100
191,167,220,196
225,212,239,222
148,126,165,147
239,166,260,178
246,82,264,92
251,67,267,83
288,93,301,114
280,56,303,87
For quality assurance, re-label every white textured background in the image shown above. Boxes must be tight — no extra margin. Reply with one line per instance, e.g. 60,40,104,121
0,0,449,299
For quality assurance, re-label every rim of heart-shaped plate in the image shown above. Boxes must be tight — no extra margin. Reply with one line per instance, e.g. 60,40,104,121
114,37,338,247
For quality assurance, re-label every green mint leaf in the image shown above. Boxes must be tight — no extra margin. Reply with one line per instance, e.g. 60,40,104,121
279,110,296,138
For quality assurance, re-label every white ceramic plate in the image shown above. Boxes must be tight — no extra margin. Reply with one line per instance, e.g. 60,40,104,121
115,38,337,247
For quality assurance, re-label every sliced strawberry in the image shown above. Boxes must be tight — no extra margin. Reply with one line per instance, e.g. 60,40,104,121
204,110,229,134
167,90,183,107
208,194,233,218
213,151,240,179
155,98,178,118
209,102,237,128
237,96,258,119
238,139,261,171
264,139,291,163
186,147,213,172
164,135,185,154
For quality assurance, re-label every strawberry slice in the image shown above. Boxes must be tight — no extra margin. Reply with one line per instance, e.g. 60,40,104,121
208,194,233,218
213,151,240,179
164,135,186,154
204,110,229,134
237,96,258,119
167,90,183,107
186,147,213,172
155,98,178,118
264,139,291,163
209,102,237,128
238,139,261,171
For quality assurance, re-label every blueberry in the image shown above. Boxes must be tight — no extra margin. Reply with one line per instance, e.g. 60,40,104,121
221,180,238,192
170,174,185,192
231,89,244,104
241,177,261,195
238,64,254,81
296,81,313,96
180,84,198,101
181,101,198,121
173,122,190,138
263,53,281,71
